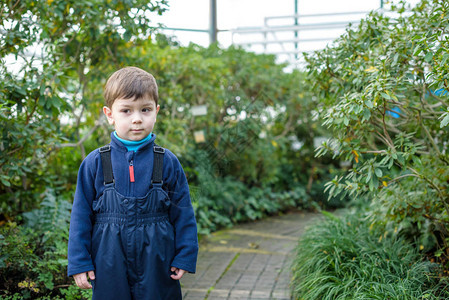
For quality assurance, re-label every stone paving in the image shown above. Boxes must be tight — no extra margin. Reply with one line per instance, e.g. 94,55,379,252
180,210,320,300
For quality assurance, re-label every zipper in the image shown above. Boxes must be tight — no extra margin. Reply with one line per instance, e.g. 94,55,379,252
129,160,135,183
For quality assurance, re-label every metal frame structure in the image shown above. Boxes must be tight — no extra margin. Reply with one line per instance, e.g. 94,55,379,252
230,10,373,65
157,0,386,67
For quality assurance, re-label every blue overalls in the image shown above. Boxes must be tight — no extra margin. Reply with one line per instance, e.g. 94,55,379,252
91,145,181,299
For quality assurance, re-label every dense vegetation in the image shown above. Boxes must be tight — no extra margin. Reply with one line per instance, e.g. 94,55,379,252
5,0,447,298
0,1,336,298
292,0,449,298
292,210,449,299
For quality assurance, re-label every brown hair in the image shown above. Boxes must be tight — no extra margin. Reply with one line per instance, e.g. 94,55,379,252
103,66,158,108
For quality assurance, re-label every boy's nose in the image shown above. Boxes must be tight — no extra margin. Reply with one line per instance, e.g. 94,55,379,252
132,113,142,123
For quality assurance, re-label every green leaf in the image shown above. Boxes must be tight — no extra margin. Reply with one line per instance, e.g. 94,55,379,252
388,158,394,169
375,168,382,178
369,177,375,191
380,92,391,100
413,45,422,56
321,210,340,221
366,171,372,183
412,155,422,166
439,113,449,128
424,52,433,63
0,178,11,187
362,108,371,120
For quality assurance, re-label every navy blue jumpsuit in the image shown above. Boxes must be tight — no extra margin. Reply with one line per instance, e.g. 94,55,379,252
68,134,198,300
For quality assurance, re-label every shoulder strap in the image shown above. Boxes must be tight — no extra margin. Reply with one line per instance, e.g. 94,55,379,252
152,144,165,184
99,144,114,185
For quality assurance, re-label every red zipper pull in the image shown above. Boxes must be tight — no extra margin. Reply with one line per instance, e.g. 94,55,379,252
129,160,135,183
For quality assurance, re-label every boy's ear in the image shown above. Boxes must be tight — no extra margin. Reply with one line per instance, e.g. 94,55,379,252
103,106,114,125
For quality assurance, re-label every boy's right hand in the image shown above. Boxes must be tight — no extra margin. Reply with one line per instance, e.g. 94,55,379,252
73,270,95,289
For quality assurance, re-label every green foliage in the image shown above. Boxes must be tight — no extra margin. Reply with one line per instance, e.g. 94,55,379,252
73,39,338,235
127,42,339,234
1,0,339,298
191,173,315,235
291,210,449,299
22,188,72,234
0,189,73,299
0,0,168,217
309,0,449,259
129,41,338,201
60,285,92,300
1,0,336,220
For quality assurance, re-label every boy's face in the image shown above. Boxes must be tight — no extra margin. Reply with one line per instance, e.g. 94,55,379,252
103,97,160,141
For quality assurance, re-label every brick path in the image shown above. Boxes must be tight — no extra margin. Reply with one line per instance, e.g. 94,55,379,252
180,210,319,300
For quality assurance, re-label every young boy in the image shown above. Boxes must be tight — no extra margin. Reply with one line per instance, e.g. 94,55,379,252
68,66,198,299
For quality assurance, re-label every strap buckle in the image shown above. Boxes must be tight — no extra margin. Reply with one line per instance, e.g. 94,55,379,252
104,179,115,185
153,146,165,154
99,144,111,153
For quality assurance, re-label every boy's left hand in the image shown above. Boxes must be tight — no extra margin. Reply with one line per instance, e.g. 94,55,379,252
170,267,187,280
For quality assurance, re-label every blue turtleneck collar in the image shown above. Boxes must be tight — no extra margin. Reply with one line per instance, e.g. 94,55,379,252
113,131,153,152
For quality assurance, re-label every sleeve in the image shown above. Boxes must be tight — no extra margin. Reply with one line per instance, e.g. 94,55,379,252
165,151,199,274
67,154,97,277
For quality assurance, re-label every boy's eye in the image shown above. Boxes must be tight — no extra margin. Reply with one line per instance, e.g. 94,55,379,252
142,108,152,112
121,109,130,113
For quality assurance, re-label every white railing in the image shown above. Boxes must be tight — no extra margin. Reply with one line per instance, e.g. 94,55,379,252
230,10,378,67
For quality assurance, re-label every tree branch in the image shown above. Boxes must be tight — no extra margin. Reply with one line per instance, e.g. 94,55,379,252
56,117,104,149
274,113,295,140
387,173,420,184
417,110,441,156
363,150,387,154
407,166,449,217
381,102,395,148
374,128,395,149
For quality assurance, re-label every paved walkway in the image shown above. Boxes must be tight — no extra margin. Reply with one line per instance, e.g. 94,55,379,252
180,210,319,300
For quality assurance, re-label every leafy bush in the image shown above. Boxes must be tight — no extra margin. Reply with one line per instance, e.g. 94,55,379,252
291,210,449,299
0,189,79,299
191,173,315,235
124,41,343,233
0,0,168,217
138,42,337,195
367,159,449,253
0,0,343,298
309,0,449,263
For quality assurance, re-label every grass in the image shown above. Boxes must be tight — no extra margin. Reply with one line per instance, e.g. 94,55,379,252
291,210,449,299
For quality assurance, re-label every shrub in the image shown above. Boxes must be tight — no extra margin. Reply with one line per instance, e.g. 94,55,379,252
291,210,449,299
0,189,85,299
309,0,449,268
191,172,316,235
